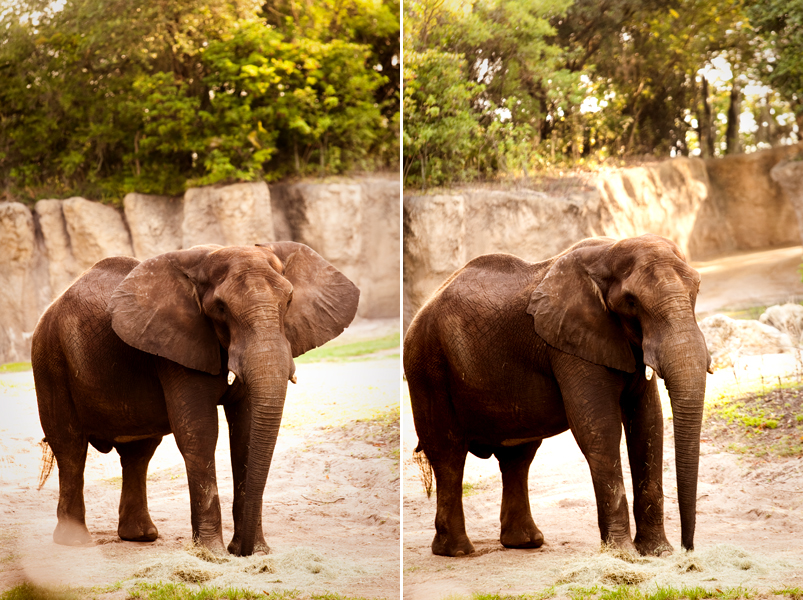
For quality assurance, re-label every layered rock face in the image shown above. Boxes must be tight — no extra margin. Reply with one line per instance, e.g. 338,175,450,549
404,144,803,329
0,176,400,364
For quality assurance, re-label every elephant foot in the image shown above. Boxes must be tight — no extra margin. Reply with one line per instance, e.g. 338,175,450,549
118,515,158,542
432,532,475,557
634,534,674,557
53,520,93,546
501,521,544,549
228,534,270,557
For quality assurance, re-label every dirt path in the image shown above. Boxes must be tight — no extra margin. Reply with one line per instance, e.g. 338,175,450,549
0,350,401,598
694,245,803,317
402,247,803,599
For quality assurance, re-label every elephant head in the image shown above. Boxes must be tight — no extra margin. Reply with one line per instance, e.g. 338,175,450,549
107,242,359,555
527,234,711,551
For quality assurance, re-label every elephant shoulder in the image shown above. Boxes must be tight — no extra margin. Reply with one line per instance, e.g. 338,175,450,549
55,256,141,311
461,252,532,275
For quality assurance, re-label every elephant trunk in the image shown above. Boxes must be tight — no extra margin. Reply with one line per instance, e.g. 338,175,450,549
647,325,709,552
237,334,291,556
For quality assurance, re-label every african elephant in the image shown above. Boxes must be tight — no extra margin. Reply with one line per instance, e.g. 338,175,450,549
404,234,711,557
33,242,359,556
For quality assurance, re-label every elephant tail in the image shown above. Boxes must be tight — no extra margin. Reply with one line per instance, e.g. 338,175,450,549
38,438,55,490
412,445,433,499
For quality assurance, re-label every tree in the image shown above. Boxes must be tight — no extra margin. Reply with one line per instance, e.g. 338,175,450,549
0,0,393,202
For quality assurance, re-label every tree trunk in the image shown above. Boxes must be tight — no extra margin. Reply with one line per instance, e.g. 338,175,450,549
698,77,715,158
725,83,741,155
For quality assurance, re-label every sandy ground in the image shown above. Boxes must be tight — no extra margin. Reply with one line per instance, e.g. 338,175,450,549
402,247,803,599
693,245,803,317
0,318,401,598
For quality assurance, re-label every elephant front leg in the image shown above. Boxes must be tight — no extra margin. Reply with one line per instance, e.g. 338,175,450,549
159,361,226,554
116,437,162,542
224,393,269,555
495,442,544,549
555,358,636,552
622,377,673,556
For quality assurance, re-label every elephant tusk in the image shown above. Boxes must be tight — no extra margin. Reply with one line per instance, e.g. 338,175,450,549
290,374,297,384
227,371,236,385
645,366,654,381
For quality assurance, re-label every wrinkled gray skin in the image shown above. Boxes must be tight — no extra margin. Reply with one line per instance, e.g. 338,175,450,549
404,234,711,557
33,242,359,556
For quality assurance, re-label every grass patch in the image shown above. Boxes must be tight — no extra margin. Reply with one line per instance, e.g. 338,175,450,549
339,405,400,461
705,381,803,457
720,306,770,321
452,586,757,600
295,333,399,363
0,583,377,600
462,481,480,497
472,590,556,600
0,584,88,600
0,362,32,373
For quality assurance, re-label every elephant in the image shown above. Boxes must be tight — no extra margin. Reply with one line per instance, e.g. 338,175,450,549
32,242,359,556
404,234,711,557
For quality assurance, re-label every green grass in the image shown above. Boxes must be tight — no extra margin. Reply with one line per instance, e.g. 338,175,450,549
0,583,375,600
0,584,87,600
720,306,770,320
451,586,760,600
773,588,803,600
462,481,480,497
295,333,400,363
0,362,32,373
704,380,803,457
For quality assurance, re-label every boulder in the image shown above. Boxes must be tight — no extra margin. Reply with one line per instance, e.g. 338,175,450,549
403,194,466,329
759,303,803,345
700,144,803,259
124,193,183,258
183,181,274,248
359,178,401,318
35,199,82,296
61,197,133,272
0,202,49,363
596,156,709,259
271,179,401,318
698,314,795,370
770,158,803,245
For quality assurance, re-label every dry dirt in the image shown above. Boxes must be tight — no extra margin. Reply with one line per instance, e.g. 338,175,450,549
402,247,803,599
0,319,401,599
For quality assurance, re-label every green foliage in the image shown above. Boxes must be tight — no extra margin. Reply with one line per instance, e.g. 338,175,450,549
746,1,803,127
402,48,482,186
0,0,397,202
404,0,803,188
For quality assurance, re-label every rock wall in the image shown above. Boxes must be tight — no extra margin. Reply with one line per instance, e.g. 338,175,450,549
0,176,400,364
404,144,803,329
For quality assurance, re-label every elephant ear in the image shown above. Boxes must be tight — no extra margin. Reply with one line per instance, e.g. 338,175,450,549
526,248,636,373
257,242,360,358
108,246,222,375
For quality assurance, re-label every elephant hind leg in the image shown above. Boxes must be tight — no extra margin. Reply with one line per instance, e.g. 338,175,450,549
51,436,92,546
34,360,92,546
408,366,474,557
116,437,162,542
429,441,474,557
495,442,544,549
